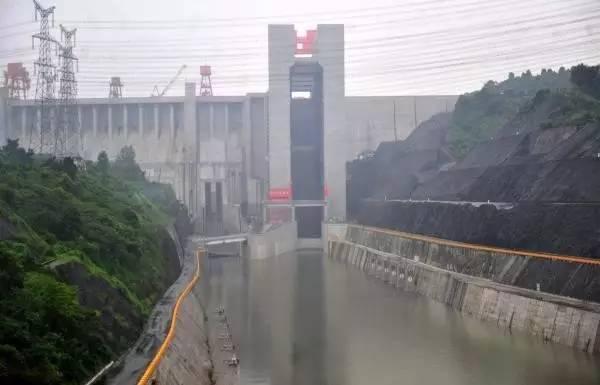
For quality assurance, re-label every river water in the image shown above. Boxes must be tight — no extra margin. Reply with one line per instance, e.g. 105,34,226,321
201,250,600,385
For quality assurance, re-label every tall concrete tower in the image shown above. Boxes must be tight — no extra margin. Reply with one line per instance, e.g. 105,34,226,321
267,24,345,238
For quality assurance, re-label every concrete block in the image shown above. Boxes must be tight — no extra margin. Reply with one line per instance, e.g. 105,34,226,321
248,221,298,259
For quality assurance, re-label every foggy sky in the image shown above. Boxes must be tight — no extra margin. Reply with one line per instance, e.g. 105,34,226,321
0,0,598,98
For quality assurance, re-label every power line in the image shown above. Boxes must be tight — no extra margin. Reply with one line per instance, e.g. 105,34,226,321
73,49,598,89
3,0,596,98
0,0,594,40
23,45,599,98
71,34,598,80
56,0,594,28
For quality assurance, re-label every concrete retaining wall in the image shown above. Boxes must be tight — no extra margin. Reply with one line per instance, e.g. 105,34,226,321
108,238,210,385
154,287,212,385
248,221,298,259
328,224,600,353
344,224,600,302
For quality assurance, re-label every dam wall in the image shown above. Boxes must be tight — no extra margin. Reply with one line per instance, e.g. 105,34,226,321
328,224,600,353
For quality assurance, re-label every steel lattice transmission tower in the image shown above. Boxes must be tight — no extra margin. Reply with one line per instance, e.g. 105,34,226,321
58,24,79,156
31,0,59,154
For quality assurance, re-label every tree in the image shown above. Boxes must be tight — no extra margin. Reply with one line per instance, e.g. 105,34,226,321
116,145,136,165
1,139,33,166
61,157,77,179
483,80,497,90
570,64,600,98
57,206,81,241
113,146,144,181
97,151,109,176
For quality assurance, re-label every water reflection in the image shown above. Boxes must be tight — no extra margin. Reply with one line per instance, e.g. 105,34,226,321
201,251,600,385
291,251,327,385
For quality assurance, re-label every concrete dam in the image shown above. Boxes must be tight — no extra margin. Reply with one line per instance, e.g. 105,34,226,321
3,19,600,385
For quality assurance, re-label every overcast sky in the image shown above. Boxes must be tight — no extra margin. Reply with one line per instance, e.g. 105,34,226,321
0,0,598,98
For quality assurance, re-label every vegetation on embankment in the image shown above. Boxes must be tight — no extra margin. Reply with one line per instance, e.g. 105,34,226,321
448,64,600,158
0,141,189,385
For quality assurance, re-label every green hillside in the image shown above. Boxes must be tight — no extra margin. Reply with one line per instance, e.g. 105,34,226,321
0,142,188,385
446,66,598,158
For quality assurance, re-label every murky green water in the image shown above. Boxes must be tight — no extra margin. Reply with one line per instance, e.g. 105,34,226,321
201,250,600,385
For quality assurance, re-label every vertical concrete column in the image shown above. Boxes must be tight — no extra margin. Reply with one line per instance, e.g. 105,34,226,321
0,88,7,145
91,106,97,137
123,105,128,138
316,24,346,220
77,106,82,151
241,97,252,207
77,106,82,135
184,83,197,160
170,103,175,139
222,176,229,206
154,104,159,138
48,105,54,132
267,24,296,192
21,107,27,138
138,104,144,136
184,83,197,214
108,105,113,139
413,96,418,129
36,108,41,135
224,103,229,135
196,167,206,215
209,103,214,138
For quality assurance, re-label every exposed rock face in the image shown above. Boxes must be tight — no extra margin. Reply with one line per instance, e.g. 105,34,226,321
54,260,144,354
53,226,183,357
357,201,600,261
348,117,600,261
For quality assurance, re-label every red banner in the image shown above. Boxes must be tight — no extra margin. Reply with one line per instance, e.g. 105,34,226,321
268,187,292,201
